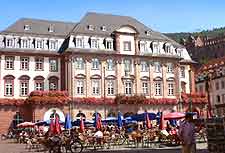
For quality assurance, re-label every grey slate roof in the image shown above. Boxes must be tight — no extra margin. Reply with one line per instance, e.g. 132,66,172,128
1,18,76,38
72,12,183,47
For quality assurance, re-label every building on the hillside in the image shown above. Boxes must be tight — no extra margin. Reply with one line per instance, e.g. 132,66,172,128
195,56,225,117
0,12,206,134
181,35,225,67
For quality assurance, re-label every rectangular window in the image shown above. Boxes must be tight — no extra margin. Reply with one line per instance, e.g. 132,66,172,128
5,56,14,70
221,81,225,89
20,81,29,96
106,40,113,50
36,40,43,49
168,83,174,96
153,43,160,53
21,39,29,48
180,66,185,78
140,43,147,52
49,40,57,50
107,59,114,71
92,80,100,95
20,57,29,70
75,58,84,70
5,80,13,96
76,38,83,48
91,39,98,49
154,62,161,73
35,57,44,71
77,80,84,95
107,80,115,95
124,59,131,72
155,82,161,96
142,82,148,95
49,59,58,72
123,41,131,51
35,81,44,91
92,58,99,70
167,64,174,73
125,82,132,95
141,61,148,72
6,39,13,47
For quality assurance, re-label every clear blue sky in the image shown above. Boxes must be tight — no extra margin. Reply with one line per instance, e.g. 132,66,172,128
1,0,225,33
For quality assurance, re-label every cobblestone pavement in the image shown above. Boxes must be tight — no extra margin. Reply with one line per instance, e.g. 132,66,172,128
0,140,208,153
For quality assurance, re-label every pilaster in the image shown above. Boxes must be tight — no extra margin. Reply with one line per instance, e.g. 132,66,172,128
85,59,91,97
162,63,167,97
150,62,154,97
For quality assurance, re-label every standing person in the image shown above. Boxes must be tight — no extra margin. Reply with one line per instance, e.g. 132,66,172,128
178,113,196,153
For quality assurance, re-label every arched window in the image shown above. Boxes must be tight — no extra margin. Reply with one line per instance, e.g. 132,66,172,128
4,75,15,96
19,75,30,96
48,76,59,91
34,76,45,91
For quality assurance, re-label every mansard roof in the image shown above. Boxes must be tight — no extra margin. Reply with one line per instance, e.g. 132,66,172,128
1,18,76,38
72,12,182,47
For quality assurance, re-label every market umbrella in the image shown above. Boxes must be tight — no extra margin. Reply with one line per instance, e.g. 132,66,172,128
54,116,61,135
17,122,35,128
80,116,85,133
64,114,72,129
164,112,185,120
159,112,165,130
145,112,151,129
117,112,123,128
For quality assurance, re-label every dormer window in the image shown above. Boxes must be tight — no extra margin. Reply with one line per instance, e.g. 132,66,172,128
48,25,54,32
21,39,29,49
88,25,94,31
105,39,113,50
36,39,43,49
76,37,84,48
152,42,160,54
24,25,30,31
6,38,13,48
49,40,57,50
164,43,171,54
140,41,147,52
146,30,151,36
101,26,106,31
91,39,98,49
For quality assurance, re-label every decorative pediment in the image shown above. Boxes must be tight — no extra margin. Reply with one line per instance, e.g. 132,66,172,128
90,74,101,79
18,75,30,80
105,75,116,80
34,76,45,80
140,76,149,81
75,74,86,79
166,77,175,81
3,75,15,80
153,76,162,81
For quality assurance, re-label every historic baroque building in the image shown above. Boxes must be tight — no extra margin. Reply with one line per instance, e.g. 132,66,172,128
0,12,197,134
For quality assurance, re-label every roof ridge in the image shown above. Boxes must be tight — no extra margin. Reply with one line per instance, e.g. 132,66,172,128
86,11,133,19
18,17,77,24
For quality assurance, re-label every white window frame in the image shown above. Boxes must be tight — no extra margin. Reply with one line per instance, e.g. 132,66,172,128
49,40,57,50
92,58,100,70
125,81,132,95
5,79,13,96
35,81,44,91
20,81,29,96
20,57,29,70
167,63,174,73
21,39,29,49
92,79,100,95
36,39,43,49
107,59,114,71
106,40,113,50
142,82,149,95
107,80,115,95
76,38,84,48
75,57,84,70
168,82,174,96
76,80,84,95
141,61,148,72
154,62,161,73
5,56,14,70
91,39,98,49
49,59,58,72
35,58,44,71
6,38,13,48
123,41,131,51
155,82,162,96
